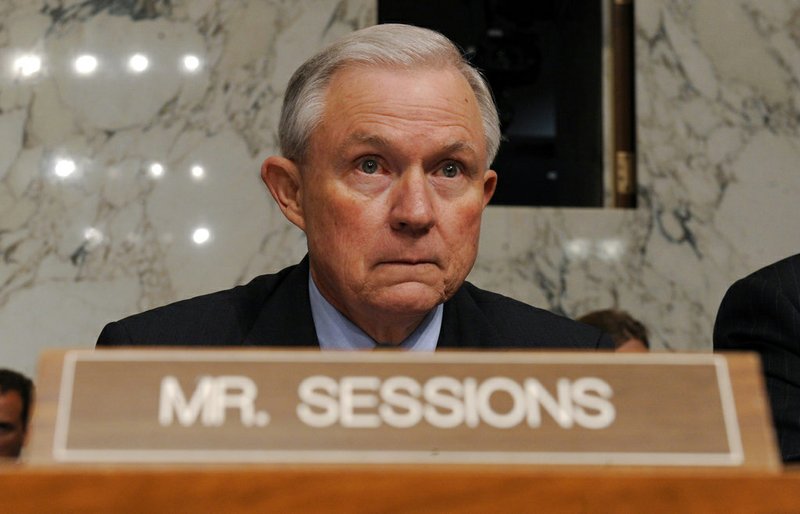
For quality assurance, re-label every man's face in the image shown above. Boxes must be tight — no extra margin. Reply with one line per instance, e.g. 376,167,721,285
296,65,496,334
0,391,25,458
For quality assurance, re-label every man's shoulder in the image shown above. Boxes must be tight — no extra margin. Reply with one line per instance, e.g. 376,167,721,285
129,271,283,320
715,253,800,339
449,282,612,349
460,281,550,317
743,253,800,286
96,264,299,346
720,253,800,307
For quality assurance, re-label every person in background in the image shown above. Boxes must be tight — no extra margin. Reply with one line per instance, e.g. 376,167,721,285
714,253,800,463
0,368,34,460
577,309,650,352
96,24,612,351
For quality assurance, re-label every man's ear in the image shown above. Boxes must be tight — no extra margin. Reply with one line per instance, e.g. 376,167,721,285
482,169,498,207
261,156,306,231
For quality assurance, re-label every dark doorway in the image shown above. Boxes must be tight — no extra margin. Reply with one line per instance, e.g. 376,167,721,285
378,0,604,207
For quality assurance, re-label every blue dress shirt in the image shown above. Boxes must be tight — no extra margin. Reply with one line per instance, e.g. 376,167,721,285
308,273,441,350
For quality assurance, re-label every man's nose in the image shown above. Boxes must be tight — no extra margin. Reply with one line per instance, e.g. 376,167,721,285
389,169,435,235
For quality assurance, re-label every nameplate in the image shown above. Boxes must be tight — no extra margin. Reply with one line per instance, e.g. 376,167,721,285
29,349,768,467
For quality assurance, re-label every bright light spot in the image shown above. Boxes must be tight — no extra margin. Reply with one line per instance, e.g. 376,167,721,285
83,227,104,246
596,238,625,262
192,227,211,245
182,54,201,72
13,54,42,77
128,53,149,73
564,238,591,260
191,165,204,179
74,54,98,75
54,158,77,178
149,162,165,177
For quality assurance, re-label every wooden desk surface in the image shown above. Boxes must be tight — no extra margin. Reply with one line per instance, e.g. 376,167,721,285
1,465,800,513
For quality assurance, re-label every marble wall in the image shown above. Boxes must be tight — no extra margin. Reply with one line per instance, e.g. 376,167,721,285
2,0,800,376
478,0,800,349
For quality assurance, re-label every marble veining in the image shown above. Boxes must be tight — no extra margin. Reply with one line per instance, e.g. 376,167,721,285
3,0,800,376
476,0,800,350
0,0,374,373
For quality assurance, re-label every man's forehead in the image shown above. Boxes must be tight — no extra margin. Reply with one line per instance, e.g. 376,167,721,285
311,64,487,162
326,63,477,111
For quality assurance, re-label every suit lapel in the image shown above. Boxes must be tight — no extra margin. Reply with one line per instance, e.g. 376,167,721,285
242,256,319,347
241,261,501,349
437,284,499,349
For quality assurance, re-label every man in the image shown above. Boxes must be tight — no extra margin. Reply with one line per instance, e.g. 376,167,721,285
577,309,649,352
97,24,612,351
0,369,34,459
714,253,800,462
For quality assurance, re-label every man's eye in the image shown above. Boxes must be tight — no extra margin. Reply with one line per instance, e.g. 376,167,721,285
359,159,379,174
441,162,461,178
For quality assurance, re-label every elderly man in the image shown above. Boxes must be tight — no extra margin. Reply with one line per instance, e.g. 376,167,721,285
97,24,611,351
0,369,34,460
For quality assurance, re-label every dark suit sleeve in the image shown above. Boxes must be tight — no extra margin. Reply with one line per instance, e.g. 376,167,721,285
713,255,800,462
96,321,133,346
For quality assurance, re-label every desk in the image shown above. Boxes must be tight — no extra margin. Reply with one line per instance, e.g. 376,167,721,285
2,465,799,513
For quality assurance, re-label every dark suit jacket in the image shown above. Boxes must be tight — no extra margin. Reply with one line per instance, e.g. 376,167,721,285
713,253,800,462
97,257,613,350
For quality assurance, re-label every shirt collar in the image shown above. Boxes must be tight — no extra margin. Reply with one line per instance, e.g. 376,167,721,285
308,272,441,351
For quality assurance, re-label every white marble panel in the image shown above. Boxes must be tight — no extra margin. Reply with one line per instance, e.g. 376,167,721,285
476,0,800,350
0,0,375,375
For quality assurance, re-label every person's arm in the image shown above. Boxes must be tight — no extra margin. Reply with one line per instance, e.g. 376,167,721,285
713,262,800,462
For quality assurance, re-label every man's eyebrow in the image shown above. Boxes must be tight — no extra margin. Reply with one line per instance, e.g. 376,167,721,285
341,133,391,149
341,134,478,155
439,141,478,156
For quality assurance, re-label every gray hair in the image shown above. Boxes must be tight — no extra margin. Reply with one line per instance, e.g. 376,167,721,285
279,24,501,168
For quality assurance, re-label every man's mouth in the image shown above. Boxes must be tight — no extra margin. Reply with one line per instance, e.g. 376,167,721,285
380,259,438,267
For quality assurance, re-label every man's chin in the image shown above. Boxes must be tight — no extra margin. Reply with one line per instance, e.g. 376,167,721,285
369,282,446,316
